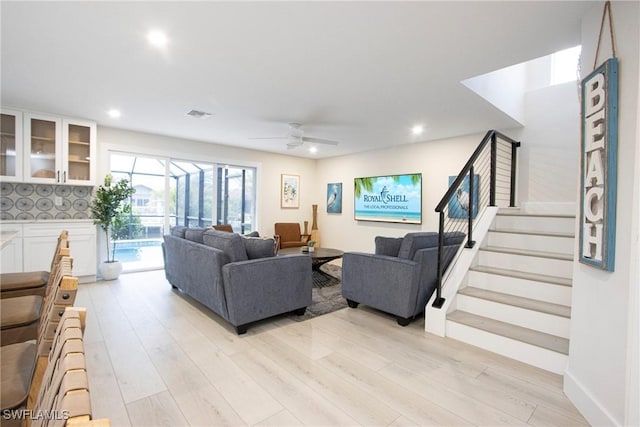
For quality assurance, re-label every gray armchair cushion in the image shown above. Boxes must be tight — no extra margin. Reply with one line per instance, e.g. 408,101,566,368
185,227,207,243
444,231,466,246
203,230,248,262
243,237,275,259
170,225,187,238
397,232,439,260
374,236,403,257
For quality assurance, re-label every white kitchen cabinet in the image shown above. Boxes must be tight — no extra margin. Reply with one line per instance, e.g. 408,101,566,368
0,109,24,182
62,118,97,185
0,223,23,273
20,111,96,186
5,221,96,282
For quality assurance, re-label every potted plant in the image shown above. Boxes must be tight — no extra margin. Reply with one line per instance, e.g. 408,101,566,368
90,174,135,280
307,240,316,252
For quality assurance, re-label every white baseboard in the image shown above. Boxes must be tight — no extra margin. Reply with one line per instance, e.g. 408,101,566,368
520,201,577,215
564,368,620,426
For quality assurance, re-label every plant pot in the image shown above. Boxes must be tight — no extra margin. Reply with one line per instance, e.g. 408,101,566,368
99,261,123,281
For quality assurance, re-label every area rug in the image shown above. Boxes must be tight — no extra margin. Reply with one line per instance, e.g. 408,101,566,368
290,263,347,322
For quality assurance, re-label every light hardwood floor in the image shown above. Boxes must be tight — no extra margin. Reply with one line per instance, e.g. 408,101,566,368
77,270,589,426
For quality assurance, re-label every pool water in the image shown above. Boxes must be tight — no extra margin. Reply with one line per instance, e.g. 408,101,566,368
113,239,163,267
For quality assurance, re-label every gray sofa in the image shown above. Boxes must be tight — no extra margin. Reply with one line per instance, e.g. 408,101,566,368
163,226,312,334
342,231,465,326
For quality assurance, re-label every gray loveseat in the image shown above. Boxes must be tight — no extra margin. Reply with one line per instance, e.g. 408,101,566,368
342,231,465,326
163,227,312,334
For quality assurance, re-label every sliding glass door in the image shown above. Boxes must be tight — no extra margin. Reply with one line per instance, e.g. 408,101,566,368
110,152,257,272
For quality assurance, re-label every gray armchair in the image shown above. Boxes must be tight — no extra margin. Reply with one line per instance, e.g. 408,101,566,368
341,231,465,326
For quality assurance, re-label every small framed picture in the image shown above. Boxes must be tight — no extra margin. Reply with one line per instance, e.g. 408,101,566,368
326,182,342,213
281,174,300,208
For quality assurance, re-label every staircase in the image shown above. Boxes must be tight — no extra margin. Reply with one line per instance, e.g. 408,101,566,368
445,209,575,374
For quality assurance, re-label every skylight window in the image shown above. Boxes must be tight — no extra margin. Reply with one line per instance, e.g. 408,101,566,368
550,45,581,85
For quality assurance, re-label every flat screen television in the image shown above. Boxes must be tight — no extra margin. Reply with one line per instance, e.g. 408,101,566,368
354,173,422,224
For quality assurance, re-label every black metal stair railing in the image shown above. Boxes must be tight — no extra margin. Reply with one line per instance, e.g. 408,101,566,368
432,130,520,309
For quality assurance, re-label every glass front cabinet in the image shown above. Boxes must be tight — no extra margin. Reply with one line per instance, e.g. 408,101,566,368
0,109,24,182
62,119,96,185
22,113,96,185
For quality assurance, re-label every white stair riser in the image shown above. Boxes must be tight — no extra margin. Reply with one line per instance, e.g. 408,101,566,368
487,231,574,256
468,270,572,306
478,251,573,279
456,294,570,338
493,215,575,234
446,321,568,375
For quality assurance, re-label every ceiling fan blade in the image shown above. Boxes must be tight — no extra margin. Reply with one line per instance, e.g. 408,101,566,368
286,139,303,149
249,136,287,140
302,136,339,146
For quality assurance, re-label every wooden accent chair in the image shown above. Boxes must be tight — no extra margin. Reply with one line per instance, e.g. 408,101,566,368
1,255,75,347
1,231,69,299
212,224,234,233
274,223,311,250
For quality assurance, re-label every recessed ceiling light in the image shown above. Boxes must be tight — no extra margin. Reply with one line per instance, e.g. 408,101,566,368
147,30,168,48
309,146,318,154
412,125,424,135
108,109,121,118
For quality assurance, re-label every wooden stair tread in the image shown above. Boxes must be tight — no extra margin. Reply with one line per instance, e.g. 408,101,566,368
481,245,573,261
447,311,569,355
469,265,572,287
458,286,571,318
490,228,575,239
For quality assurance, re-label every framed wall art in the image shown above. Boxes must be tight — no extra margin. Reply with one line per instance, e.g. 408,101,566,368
448,174,479,219
281,174,300,208
326,182,342,213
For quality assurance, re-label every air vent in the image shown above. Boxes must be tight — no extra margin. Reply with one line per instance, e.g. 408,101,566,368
186,110,212,119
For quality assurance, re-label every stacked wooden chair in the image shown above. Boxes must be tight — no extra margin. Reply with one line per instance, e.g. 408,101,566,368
1,257,78,419
1,235,72,346
1,231,69,299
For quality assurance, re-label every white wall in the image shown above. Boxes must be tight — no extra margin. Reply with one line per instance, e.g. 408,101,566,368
96,126,316,238
515,81,580,212
314,133,481,252
565,2,640,426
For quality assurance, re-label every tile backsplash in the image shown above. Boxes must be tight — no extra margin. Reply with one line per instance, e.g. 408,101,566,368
0,182,93,221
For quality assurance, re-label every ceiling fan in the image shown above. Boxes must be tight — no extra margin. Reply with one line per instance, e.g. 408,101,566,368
252,123,339,150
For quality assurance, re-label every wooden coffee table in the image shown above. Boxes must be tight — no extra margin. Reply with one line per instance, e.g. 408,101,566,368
278,247,344,280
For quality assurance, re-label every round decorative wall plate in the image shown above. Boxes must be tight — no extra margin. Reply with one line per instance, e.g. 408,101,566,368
54,186,72,197
16,198,35,211
36,185,54,197
0,197,14,211
16,212,34,220
15,183,34,196
73,186,90,198
0,183,14,196
36,198,54,211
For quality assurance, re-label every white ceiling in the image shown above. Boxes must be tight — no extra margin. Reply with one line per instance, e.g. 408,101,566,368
1,1,591,159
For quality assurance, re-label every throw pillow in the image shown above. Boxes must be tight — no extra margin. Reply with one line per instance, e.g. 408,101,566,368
244,231,260,238
203,230,249,262
170,225,187,239
374,236,403,257
243,237,275,259
398,232,439,260
184,228,207,244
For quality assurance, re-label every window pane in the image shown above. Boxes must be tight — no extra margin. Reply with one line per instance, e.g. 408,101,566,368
110,153,165,272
